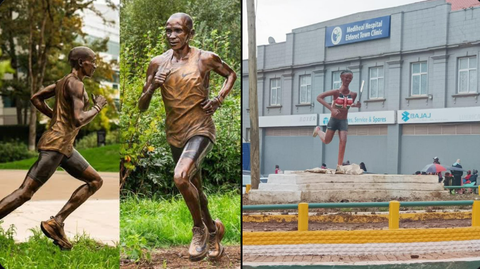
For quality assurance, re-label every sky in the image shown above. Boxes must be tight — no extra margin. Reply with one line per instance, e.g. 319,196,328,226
242,0,426,59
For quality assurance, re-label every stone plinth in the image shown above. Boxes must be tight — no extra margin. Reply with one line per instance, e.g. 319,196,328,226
248,172,448,204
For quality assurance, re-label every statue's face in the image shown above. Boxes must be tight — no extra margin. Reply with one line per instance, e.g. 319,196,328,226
165,17,190,50
82,54,97,78
340,73,353,86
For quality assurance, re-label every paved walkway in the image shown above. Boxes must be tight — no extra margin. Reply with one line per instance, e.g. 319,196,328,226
0,170,119,246
243,253,480,268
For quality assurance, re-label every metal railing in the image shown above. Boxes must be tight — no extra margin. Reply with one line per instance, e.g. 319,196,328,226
243,198,480,231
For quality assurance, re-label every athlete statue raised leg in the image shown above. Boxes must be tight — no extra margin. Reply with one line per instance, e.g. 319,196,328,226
0,46,107,250
137,13,236,261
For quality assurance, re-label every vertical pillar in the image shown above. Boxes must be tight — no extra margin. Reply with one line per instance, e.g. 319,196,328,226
472,200,480,227
389,201,400,230
298,203,309,231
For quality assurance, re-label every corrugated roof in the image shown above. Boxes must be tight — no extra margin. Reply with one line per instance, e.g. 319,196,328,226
447,0,480,10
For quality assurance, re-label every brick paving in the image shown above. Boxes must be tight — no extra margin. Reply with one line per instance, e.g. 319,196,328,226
243,250,480,265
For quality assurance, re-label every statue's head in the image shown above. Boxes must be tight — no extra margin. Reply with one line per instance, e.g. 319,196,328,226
165,13,195,50
68,46,96,77
340,70,353,86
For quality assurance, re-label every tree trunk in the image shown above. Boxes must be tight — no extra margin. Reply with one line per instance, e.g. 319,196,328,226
247,0,260,189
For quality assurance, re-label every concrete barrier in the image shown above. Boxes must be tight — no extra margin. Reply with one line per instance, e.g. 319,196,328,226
249,172,448,203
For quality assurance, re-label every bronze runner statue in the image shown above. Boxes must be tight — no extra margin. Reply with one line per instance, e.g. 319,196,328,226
137,13,236,261
0,46,107,250
313,70,361,168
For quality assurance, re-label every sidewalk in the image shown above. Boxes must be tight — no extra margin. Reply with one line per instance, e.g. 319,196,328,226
0,170,119,246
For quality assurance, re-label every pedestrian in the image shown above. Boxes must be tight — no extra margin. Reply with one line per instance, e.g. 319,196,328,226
321,163,327,169
433,157,443,183
451,159,463,190
275,165,281,174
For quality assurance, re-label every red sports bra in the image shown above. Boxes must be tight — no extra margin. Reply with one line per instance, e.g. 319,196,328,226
334,93,353,109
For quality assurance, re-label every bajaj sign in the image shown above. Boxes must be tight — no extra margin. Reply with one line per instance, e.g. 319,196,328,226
326,16,391,47
398,107,480,124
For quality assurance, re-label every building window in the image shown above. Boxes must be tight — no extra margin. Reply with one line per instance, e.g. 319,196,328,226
299,75,312,104
369,67,384,99
332,71,342,89
270,78,281,106
411,62,427,96
458,56,477,93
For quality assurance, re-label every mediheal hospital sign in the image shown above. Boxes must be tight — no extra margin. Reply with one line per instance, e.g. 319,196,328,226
398,107,480,124
326,16,390,47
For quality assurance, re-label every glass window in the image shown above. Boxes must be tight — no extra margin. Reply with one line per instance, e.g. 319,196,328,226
299,75,312,104
369,66,384,99
411,62,428,95
458,56,477,93
270,78,281,106
332,71,342,89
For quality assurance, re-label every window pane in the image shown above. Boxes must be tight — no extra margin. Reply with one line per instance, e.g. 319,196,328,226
412,63,420,74
459,70,467,93
460,58,468,69
371,68,377,78
307,86,311,103
371,80,378,98
300,89,305,103
421,74,427,94
307,75,311,84
470,57,477,69
421,62,427,72
470,70,477,93
378,78,384,97
271,89,277,105
412,75,420,95
300,76,305,85
278,90,281,104
379,67,384,77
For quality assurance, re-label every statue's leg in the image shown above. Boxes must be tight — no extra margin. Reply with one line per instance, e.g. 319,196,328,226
170,136,213,261
338,130,348,166
41,150,102,250
0,151,63,219
191,170,215,232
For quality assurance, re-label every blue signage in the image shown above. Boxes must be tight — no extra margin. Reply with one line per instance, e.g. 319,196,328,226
326,16,391,47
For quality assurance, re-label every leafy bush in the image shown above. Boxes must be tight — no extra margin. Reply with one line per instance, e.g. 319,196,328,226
76,130,120,150
0,141,37,163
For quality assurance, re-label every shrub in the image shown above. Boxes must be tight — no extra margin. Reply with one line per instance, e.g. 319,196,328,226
0,141,37,163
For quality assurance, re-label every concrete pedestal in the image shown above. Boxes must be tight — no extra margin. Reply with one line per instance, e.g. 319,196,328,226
248,172,448,203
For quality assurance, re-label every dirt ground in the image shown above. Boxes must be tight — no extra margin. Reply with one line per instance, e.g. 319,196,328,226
243,218,471,231
120,246,241,269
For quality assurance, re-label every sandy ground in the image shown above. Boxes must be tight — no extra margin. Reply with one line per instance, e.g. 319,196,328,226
0,170,119,246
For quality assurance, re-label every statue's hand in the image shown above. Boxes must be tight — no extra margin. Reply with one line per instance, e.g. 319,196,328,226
354,101,361,108
201,98,220,115
153,69,171,89
92,94,107,110
332,108,341,117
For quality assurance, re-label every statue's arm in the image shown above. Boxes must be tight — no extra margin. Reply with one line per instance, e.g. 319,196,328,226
138,57,163,112
31,83,56,118
316,90,337,112
67,79,104,128
205,52,237,102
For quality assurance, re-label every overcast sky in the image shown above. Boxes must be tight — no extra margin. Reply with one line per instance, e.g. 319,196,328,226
242,0,425,59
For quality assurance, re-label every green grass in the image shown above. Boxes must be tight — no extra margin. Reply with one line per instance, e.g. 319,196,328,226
0,144,119,172
0,223,119,269
120,191,240,260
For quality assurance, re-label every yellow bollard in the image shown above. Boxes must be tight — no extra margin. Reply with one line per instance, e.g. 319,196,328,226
298,203,309,231
246,184,251,194
472,200,480,227
388,201,400,230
